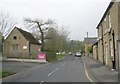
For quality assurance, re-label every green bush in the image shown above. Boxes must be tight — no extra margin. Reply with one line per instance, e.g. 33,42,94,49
87,46,93,53
46,51,57,62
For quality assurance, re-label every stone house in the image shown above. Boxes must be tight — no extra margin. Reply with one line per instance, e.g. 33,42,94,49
84,37,97,57
92,41,98,60
3,27,41,59
96,1,120,69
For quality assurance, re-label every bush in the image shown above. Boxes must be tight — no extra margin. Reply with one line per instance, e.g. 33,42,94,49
88,46,93,53
46,51,57,62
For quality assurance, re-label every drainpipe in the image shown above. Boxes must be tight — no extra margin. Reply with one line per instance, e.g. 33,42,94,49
101,24,105,64
29,42,31,59
112,30,116,69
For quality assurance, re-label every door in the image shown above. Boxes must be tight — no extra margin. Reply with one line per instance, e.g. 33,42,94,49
106,46,108,65
118,41,120,69
118,40,120,82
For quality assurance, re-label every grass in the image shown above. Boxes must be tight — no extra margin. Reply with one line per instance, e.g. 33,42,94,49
0,71,15,78
56,54,67,60
46,51,68,62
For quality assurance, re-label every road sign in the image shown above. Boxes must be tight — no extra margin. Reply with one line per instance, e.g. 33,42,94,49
38,53,46,63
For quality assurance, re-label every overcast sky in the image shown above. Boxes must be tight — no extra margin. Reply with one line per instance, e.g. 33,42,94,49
0,0,111,41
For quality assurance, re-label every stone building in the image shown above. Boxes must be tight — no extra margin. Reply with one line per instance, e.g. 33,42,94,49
96,1,120,69
3,27,41,59
84,37,97,57
92,41,98,60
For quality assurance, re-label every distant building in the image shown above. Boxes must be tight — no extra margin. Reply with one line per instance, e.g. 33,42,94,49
84,37,97,56
3,27,41,59
96,1,120,69
92,41,98,60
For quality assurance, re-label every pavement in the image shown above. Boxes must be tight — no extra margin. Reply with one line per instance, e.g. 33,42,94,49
82,56,118,82
2,58,47,63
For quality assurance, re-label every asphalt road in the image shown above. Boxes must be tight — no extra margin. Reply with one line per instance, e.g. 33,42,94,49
2,55,91,83
2,61,42,73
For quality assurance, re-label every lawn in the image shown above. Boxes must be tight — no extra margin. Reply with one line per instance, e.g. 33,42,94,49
0,71,15,78
56,54,67,60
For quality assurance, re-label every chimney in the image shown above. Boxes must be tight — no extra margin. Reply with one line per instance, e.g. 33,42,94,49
87,32,88,38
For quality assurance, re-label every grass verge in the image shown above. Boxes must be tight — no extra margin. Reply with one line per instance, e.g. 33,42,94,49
0,71,15,78
56,54,67,60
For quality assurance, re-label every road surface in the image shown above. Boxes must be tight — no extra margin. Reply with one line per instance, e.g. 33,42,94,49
2,55,91,83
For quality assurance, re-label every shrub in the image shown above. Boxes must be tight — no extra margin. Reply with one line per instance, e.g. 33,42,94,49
88,46,93,53
46,51,57,62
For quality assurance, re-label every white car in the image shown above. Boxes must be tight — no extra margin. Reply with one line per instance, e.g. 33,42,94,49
75,52,81,57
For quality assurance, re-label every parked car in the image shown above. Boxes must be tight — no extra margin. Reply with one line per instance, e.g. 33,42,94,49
75,52,81,57
69,52,72,55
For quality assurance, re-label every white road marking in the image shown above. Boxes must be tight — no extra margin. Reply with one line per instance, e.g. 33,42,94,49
48,69,57,76
60,63,65,67
83,61,95,84
48,63,65,77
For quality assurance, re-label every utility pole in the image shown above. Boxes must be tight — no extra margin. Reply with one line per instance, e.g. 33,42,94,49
112,30,116,69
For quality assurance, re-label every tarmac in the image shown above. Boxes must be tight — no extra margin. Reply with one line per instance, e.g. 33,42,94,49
82,56,119,83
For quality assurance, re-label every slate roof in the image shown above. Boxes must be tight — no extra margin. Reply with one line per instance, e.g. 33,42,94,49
84,37,98,44
96,2,114,29
16,27,41,45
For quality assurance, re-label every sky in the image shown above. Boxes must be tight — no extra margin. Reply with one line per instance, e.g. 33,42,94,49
0,0,111,41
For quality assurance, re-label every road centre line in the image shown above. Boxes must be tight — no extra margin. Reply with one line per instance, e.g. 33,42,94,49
48,63,65,77
60,63,65,67
83,61,95,84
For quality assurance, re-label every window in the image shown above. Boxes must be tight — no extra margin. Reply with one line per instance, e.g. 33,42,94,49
110,39,113,57
108,13,111,28
12,44,19,50
13,36,17,40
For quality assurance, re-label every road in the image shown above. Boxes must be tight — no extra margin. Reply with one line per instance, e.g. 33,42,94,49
2,55,91,83
2,61,42,73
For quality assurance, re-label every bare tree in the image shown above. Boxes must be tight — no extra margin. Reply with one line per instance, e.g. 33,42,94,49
0,11,17,56
45,26,70,53
24,18,55,52
0,11,17,37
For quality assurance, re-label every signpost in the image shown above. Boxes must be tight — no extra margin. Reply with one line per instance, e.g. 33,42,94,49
38,53,46,63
